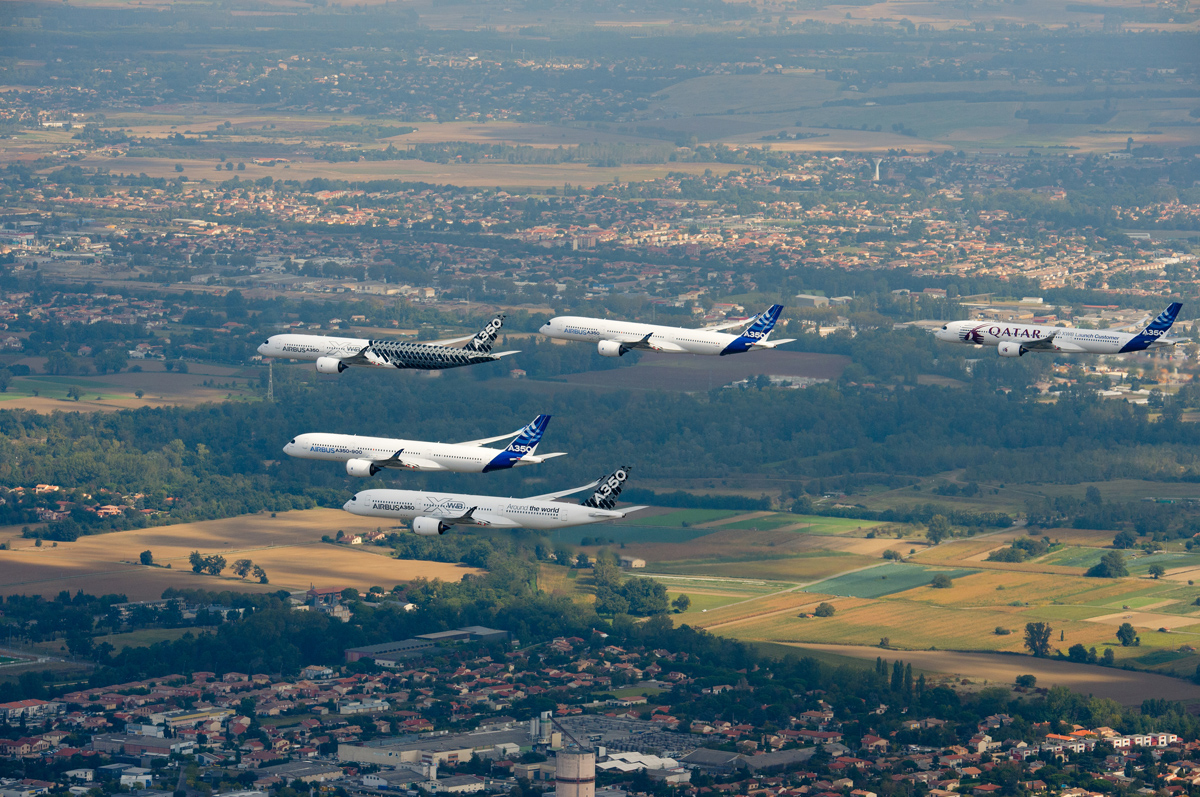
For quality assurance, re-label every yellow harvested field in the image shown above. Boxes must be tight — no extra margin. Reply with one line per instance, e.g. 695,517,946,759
915,534,1022,564
891,570,1151,609
690,591,828,630
1086,610,1200,631
725,597,1118,653
0,509,479,600
1036,528,1118,547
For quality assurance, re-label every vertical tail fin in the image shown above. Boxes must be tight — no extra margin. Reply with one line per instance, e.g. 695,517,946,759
1142,303,1182,335
505,414,551,455
463,314,506,353
582,466,632,510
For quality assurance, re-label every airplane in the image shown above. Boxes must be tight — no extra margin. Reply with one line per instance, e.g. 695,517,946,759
341,466,645,534
283,414,566,477
538,304,794,357
934,302,1185,357
257,314,518,374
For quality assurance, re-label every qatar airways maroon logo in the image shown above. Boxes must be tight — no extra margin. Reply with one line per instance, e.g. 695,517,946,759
960,324,1043,343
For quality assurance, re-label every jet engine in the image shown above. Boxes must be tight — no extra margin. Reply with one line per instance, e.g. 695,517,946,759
315,356,347,374
413,517,450,536
997,341,1027,358
597,340,626,358
346,459,381,478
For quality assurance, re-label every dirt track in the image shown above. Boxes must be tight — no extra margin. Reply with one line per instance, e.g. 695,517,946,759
787,643,1200,704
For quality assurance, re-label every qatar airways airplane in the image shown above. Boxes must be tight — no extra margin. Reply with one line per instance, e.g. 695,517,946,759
342,466,644,535
538,304,794,357
934,303,1185,357
283,414,565,477
257,314,517,374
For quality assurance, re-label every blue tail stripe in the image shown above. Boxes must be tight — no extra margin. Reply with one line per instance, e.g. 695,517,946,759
1144,302,1182,333
484,415,551,472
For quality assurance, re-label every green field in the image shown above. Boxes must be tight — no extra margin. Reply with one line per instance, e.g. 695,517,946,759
722,514,809,531
549,524,716,546
1127,552,1200,576
5,375,129,401
783,515,886,535
623,509,741,527
808,563,981,599
655,552,875,582
96,626,213,651
1040,547,1106,569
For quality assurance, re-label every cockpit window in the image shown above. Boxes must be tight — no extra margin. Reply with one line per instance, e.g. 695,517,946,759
941,325,948,330
289,439,296,445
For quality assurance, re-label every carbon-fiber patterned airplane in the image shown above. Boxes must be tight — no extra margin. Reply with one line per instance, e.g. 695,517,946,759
257,314,517,374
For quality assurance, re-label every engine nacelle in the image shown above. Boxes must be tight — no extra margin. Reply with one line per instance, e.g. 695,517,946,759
413,517,450,536
315,356,347,374
997,341,1027,358
346,458,380,478
597,340,626,358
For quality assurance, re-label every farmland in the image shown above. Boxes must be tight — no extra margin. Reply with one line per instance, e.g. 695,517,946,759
806,563,982,599
0,509,480,600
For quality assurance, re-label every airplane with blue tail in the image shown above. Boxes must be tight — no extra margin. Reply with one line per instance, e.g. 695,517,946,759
934,302,1186,357
538,304,794,357
282,415,565,477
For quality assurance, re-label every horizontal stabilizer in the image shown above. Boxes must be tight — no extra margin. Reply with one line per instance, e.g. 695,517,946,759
753,338,796,348
492,350,522,358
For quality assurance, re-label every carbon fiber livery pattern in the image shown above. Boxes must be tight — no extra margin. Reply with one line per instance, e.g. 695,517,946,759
364,339,502,370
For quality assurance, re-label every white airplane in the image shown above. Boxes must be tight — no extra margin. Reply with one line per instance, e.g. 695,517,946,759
934,303,1184,357
284,415,566,477
538,304,794,357
342,466,645,535
257,314,518,374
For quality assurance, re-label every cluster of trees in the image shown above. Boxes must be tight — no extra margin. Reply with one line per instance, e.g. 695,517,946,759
987,535,1054,563
188,551,228,576
592,558,669,617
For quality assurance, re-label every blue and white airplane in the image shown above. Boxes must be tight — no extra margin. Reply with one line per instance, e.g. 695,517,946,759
934,302,1185,357
283,415,565,477
538,304,794,357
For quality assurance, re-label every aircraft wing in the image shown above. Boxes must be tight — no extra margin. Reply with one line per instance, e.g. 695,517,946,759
457,426,527,447
442,507,520,528
528,476,605,502
424,333,478,347
701,317,753,331
1019,333,1060,352
338,344,376,366
1108,315,1150,332
611,332,688,354
367,450,447,471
